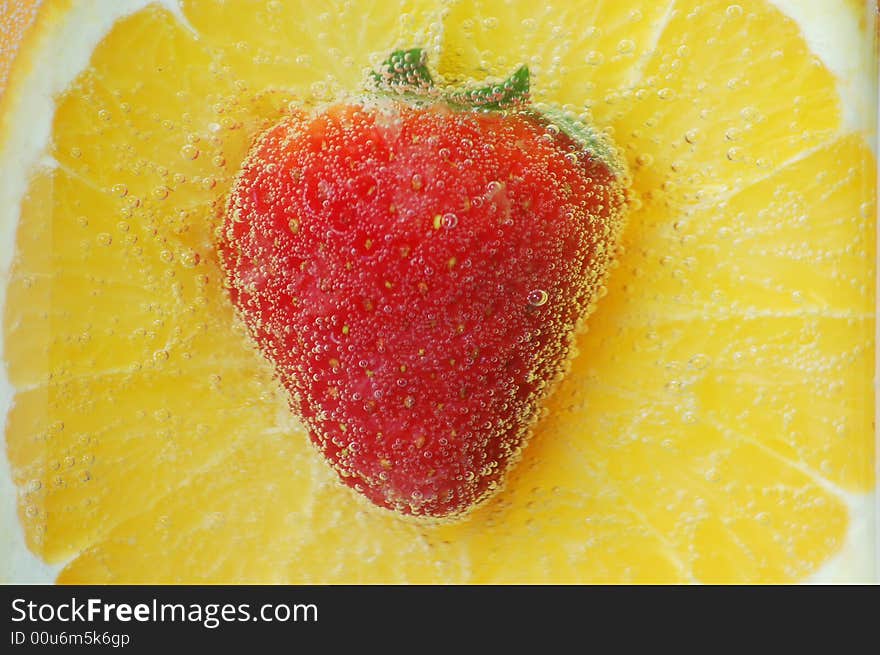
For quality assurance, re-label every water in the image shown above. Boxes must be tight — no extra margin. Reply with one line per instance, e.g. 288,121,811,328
0,0,876,583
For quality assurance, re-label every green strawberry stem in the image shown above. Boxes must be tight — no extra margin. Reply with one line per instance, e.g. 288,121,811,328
371,49,436,91
370,48,625,180
371,48,530,111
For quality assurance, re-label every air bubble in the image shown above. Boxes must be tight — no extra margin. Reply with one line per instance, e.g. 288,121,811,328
635,153,654,167
441,213,458,229
585,51,604,66
617,39,635,55
527,289,548,307
111,183,128,198
97,233,112,247
180,144,199,160
180,250,200,268
740,106,759,121
310,80,330,99
688,354,711,370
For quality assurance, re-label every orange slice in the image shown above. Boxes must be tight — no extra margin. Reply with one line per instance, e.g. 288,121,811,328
1,0,875,583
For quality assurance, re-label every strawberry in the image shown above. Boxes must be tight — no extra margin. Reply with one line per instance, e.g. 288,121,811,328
219,49,628,519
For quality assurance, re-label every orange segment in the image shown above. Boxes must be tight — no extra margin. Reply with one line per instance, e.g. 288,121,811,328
7,361,286,562
613,0,843,205
438,0,676,111
6,167,202,386
50,6,235,203
180,0,443,97
56,432,318,584
3,166,289,565
439,0,843,208
58,434,476,584
595,135,875,493
677,136,875,319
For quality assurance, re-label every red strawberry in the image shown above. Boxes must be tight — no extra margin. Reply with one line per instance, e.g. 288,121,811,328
219,49,628,519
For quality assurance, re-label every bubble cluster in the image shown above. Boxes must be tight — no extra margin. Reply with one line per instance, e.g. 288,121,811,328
220,93,628,518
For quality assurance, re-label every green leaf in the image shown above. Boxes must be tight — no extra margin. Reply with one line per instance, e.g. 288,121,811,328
446,65,530,111
371,48,434,93
368,50,623,177
371,49,530,111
